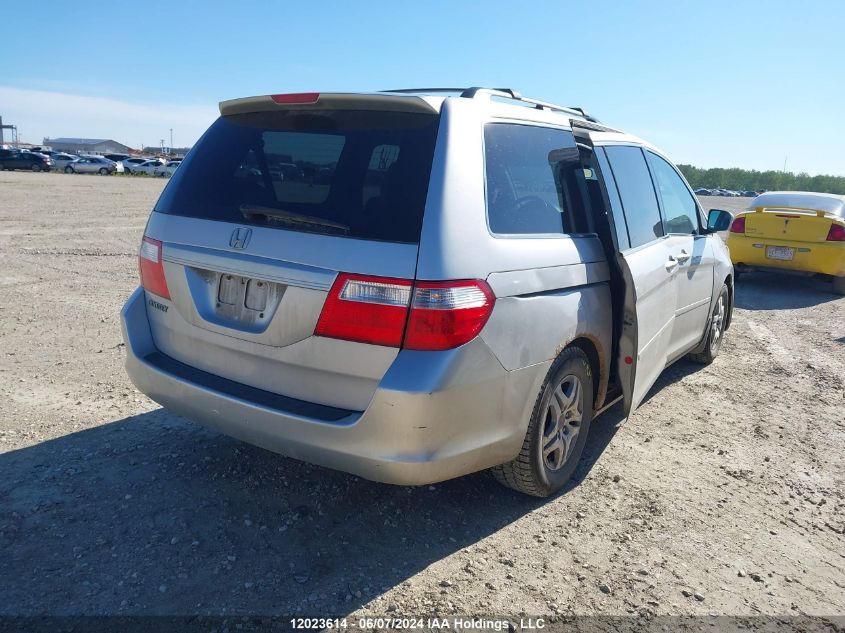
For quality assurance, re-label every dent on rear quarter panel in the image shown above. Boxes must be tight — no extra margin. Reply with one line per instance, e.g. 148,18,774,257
480,283,612,406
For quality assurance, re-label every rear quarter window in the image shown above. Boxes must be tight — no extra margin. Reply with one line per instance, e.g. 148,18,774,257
155,110,439,243
483,123,588,235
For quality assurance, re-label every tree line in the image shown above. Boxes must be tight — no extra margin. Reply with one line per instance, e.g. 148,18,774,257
677,165,845,195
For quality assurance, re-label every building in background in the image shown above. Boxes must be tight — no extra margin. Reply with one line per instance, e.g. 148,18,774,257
44,137,135,155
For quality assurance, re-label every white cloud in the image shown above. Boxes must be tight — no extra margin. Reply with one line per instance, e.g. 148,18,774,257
0,86,218,150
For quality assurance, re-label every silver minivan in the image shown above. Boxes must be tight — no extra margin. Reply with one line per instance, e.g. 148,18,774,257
121,88,734,496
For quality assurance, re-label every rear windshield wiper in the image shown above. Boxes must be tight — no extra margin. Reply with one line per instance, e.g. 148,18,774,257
239,204,350,234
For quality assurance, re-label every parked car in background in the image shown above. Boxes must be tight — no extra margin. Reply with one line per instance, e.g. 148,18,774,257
65,156,115,175
122,87,734,497
0,149,53,171
104,153,131,163
153,160,181,177
127,158,165,175
51,153,78,171
726,191,845,293
694,188,712,195
122,157,150,174
741,190,757,197
713,188,739,197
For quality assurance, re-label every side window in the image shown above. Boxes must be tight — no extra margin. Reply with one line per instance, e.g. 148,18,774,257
645,151,699,235
604,145,664,248
484,123,577,235
595,147,630,250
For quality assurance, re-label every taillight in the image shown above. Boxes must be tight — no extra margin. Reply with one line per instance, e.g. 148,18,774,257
826,223,845,241
314,275,495,350
315,274,412,347
404,280,495,351
270,92,320,104
138,236,170,299
729,216,746,234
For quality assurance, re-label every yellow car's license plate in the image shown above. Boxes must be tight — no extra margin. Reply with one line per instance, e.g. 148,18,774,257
766,245,795,261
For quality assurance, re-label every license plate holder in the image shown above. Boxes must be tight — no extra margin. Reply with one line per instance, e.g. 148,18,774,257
216,273,277,318
766,245,794,261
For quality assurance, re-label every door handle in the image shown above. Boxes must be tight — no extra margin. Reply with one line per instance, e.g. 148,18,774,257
665,256,679,271
675,250,692,263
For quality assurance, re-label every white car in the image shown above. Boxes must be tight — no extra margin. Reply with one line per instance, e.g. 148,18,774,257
126,158,165,175
122,157,156,175
153,160,181,177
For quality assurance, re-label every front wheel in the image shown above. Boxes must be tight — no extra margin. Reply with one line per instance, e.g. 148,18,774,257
688,284,729,364
492,347,594,497
99,167,109,175
65,166,74,174
31,163,42,172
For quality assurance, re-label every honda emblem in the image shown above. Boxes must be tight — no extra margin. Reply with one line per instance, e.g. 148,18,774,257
229,227,252,249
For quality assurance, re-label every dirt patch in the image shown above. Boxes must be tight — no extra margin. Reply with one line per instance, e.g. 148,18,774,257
1,172,843,619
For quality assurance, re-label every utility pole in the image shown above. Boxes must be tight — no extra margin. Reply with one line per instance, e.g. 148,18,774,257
783,156,788,173
169,128,173,156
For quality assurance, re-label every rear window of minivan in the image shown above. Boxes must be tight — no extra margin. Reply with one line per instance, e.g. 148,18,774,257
155,110,439,243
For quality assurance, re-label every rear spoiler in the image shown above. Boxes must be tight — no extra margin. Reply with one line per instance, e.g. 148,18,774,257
749,205,833,218
220,92,439,116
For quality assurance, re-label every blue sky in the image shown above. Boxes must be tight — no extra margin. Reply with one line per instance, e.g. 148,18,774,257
1,0,843,174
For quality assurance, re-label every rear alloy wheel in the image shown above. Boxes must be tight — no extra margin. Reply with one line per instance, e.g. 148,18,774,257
31,163,42,172
65,166,74,174
492,347,594,497
689,284,729,364
99,167,109,175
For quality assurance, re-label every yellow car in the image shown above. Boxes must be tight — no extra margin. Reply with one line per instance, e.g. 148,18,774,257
725,191,845,294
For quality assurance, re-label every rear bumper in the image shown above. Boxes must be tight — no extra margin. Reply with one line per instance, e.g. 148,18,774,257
121,288,539,485
727,235,845,277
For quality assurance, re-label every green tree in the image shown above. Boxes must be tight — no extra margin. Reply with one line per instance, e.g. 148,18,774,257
677,165,845,195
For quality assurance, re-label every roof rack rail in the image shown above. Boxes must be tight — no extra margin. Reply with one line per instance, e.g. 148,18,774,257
461,87,599,122
381,87,600,123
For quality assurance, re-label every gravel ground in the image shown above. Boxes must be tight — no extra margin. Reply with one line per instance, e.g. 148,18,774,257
0,173,843,620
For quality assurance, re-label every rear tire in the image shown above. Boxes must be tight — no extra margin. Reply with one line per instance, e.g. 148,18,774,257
65,166,74,174
492,347,594,497
833,276,845,296
99,167,108,175
31,163,42,172
688,284,729,365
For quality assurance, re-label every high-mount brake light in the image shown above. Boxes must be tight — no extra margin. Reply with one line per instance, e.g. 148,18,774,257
729,216,746,234
314,275,496,350
270,93,320,104
138,236,171,299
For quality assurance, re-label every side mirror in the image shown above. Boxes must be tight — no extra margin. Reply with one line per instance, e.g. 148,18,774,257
707,208,733,232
